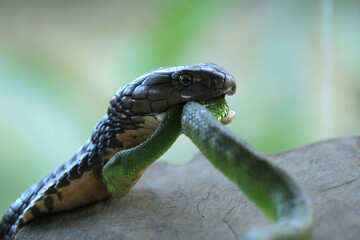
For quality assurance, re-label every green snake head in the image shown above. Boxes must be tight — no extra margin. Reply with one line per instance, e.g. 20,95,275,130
204,96,236,125
107,62,236,118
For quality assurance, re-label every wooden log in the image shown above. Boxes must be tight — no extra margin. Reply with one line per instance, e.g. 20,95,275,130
17,137,360,240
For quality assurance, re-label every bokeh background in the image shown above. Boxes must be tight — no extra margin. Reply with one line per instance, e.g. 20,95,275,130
0,0,359,215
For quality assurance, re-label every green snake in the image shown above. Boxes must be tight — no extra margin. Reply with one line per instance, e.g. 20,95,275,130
0,63,313,239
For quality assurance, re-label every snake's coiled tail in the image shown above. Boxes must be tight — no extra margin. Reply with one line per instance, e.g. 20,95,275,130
0,178,46,239
0,156,109,240
0,140,111,240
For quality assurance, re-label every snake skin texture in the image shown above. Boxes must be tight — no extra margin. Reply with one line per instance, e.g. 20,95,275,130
0,63,236,239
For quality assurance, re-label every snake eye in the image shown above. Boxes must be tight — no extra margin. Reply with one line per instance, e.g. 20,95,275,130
179,74,192,86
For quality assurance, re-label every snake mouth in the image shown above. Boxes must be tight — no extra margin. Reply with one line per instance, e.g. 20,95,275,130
203,95,236,125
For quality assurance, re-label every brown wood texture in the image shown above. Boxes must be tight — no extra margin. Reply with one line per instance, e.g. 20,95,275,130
16,137,360,240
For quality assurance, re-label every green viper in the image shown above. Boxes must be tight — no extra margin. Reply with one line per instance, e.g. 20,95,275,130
0,63,313,239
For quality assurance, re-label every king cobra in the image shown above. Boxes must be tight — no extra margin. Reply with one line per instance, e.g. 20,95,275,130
0,63,313,239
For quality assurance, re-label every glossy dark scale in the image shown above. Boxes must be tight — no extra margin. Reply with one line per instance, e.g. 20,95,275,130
0,63,236,240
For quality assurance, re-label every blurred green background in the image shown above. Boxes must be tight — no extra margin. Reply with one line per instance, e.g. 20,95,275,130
0,0,359,215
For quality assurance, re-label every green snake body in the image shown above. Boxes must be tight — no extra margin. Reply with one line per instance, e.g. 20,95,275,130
104,99,313,240
0,63,313,239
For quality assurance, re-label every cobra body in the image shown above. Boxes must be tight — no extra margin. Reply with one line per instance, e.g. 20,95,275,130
0,63,236,239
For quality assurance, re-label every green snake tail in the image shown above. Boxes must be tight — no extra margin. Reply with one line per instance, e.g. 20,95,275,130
181,102,314,240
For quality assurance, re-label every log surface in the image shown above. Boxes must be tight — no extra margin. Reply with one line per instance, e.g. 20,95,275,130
17,137,360,240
